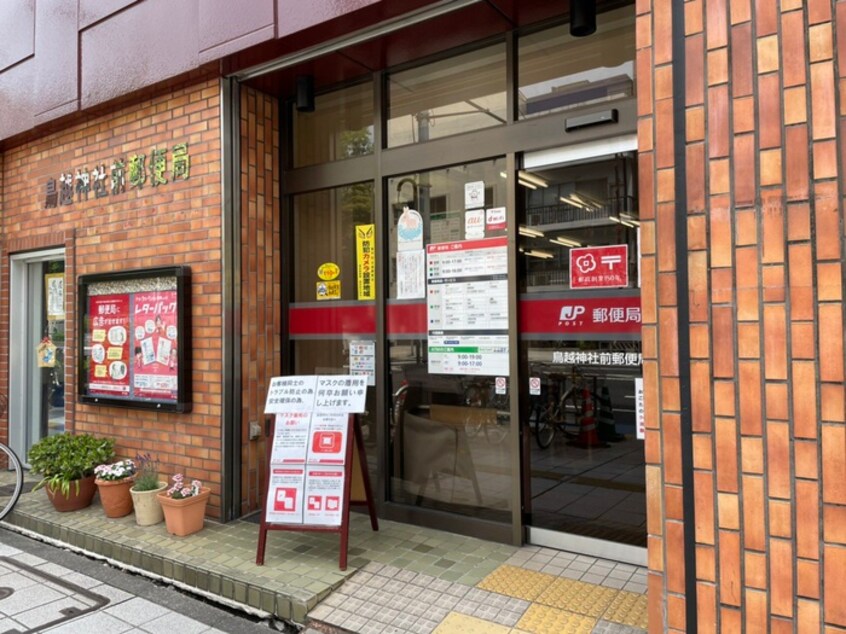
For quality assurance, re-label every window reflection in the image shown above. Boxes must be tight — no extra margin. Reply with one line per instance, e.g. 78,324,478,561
292,81,374,167
387,45,507,148
518,6,635,119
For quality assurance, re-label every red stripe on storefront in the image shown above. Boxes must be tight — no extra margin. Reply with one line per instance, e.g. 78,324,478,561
290,295,641,337
289,303,428,336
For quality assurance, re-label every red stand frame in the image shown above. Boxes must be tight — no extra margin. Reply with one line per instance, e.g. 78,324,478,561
255,413,378,570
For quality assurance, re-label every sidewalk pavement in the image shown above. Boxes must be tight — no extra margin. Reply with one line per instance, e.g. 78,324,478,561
3,484,648,634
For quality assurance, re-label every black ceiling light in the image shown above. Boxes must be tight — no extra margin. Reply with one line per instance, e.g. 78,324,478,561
570,0,597,37
296,75,315,112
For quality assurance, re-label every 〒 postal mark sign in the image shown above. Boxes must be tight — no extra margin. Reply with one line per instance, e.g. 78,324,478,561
569,245,628,289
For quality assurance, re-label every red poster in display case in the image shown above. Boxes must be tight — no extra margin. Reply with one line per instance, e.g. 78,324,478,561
78,266,191,412
132,290,179,400
88,294,131,397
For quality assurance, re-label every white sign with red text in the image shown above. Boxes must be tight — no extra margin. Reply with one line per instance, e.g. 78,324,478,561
303,466,345,526
265,467,305,524
306,413,349,465
570,245,629,289
270,412,311,464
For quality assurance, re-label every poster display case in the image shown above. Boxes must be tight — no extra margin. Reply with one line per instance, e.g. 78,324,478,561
77,266,191,412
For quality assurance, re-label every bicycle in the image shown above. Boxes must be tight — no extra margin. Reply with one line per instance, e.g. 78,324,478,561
0,394,24,521
535,368,598,449
461,378,510,445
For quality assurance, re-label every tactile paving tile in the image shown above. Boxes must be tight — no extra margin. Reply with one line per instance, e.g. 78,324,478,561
534,578,619,617
601,590,649,629
515,604,596,634
433,611,512,633
477,565,556,601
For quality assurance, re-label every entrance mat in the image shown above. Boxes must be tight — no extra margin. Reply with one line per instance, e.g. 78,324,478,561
0,556,109,633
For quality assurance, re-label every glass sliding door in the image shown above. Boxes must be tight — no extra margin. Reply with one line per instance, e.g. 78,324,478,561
517,149,646,561
386,158,513,524
288,183,378,484
9,250,66,461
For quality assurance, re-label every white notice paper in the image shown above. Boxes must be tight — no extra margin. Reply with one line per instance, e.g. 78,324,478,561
269,412,311,464
303,466,345,526
306,413,349,465
264,376,317,414
397,250,426,299
265,467,305,524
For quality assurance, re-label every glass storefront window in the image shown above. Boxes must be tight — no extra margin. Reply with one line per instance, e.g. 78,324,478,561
292,81,374,168
518,6,635,119
518,151,644,546
289,183,378,484
386,158,512,522
387,44,507,148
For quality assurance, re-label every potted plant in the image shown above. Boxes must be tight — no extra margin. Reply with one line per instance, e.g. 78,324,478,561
157,474,210,536
129,453,167,526
28,433,115,512
94,458,137,518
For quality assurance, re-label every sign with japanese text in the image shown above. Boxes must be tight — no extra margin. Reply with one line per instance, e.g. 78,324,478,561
45,273,65,321
427,237,510,376
88,294,131,398
257,375,378,569
265,467,306,524
263,375,365,529
79,266,191,412
635,377,645,440
519,294,641,337
356,224,375,300
44,143,190,209
132,291,179,400
570,245,629,289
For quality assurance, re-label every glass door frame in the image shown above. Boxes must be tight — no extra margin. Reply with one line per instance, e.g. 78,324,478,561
519,139,647,565
278,47,638,546
9,247,66,463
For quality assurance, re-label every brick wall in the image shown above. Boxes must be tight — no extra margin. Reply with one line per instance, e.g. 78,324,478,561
239,86,281,514
640,0,846,631
0,78,225,517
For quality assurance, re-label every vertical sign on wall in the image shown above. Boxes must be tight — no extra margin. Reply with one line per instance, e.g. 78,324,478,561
635,377,645,440
356,224,375,300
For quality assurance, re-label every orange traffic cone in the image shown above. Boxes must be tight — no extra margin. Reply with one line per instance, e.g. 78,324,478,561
569,388,609,449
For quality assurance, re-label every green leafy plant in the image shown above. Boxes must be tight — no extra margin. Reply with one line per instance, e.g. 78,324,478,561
28,433,115,497
131,453,162,492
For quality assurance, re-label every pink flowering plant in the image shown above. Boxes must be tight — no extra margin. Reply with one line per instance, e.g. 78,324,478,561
165,474,203,499
93,458,137,482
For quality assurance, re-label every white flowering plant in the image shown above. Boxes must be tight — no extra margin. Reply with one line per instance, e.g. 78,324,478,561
164,474,203,499
93,458,137,482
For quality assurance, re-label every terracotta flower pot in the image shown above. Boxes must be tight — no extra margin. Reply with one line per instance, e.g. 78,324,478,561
130,482,167,526
96,477,135,518
157,487,210,536
46,475,97,512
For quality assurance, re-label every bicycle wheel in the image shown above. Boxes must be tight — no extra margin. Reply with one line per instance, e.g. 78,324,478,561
535,405,555,448
0,443,23,521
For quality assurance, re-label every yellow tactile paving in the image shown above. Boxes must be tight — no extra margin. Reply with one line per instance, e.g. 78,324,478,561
601,589,649,629
434,612,512,633
476,564,557,601
534,577,619,617
515,604,596,634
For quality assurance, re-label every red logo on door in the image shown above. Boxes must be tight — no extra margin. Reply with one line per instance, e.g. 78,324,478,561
569,245,628,289
307,495,322,511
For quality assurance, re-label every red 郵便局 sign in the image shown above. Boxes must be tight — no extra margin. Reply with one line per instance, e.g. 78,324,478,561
569,245,629,289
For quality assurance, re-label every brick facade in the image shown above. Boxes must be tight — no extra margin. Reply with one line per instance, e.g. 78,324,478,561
639,0,846,630
239,86,281,515
0,78,226,517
